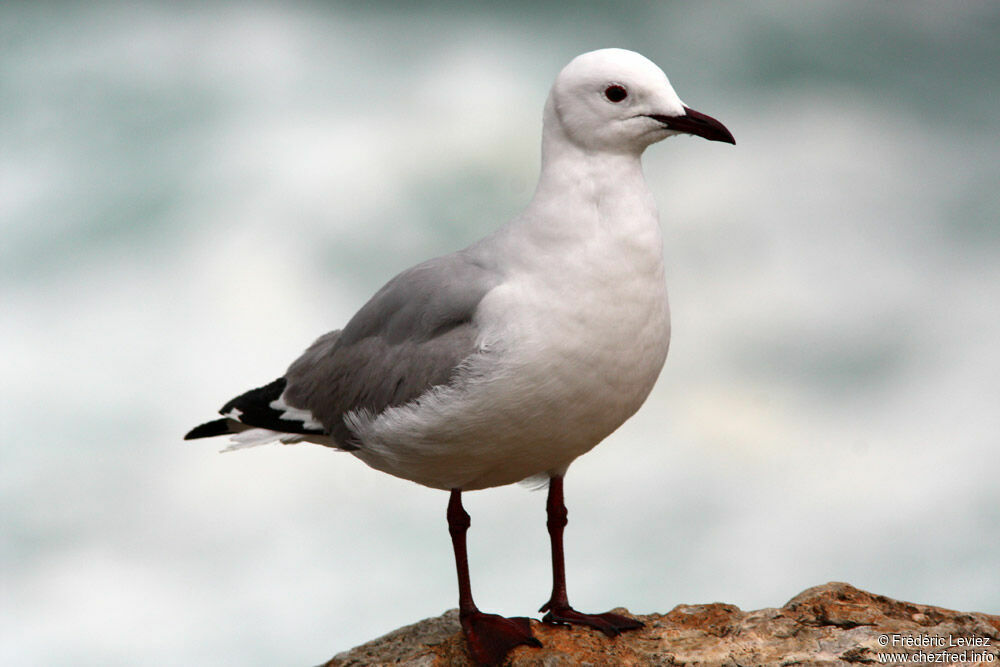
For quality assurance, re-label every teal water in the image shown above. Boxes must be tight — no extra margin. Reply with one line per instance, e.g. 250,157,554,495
3,3,998,665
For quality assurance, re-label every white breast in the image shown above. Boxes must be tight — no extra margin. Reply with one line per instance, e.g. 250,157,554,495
475,211,671,459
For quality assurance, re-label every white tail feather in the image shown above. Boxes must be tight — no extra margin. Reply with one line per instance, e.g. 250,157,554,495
220,428,305,452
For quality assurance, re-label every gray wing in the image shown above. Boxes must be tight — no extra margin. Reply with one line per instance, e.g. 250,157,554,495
282,250,500,447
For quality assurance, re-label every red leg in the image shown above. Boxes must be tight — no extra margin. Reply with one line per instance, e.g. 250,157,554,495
448,489,541,665
538,476,644,637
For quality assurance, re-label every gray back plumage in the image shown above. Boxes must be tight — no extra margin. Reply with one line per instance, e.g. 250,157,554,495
283,250,499,446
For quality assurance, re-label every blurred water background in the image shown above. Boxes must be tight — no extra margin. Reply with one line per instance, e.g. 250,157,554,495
3,2,998,665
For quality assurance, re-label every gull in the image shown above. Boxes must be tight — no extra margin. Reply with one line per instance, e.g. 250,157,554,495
186,48,734,665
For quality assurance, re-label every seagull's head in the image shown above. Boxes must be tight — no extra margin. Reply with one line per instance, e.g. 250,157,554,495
545,48,735,155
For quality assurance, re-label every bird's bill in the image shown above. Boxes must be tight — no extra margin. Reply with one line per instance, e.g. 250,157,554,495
648,106,735,144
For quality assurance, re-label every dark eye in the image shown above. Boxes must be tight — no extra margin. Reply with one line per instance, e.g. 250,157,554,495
604,85,628,103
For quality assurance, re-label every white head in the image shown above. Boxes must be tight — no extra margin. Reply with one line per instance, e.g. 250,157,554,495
544,48,734,155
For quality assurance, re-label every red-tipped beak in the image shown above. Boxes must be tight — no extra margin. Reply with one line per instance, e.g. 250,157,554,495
648,106,735,144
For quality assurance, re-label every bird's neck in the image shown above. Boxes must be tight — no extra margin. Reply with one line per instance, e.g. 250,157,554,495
522,135,658,242
539,138,644,191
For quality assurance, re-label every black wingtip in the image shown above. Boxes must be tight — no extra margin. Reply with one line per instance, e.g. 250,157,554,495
184,418,233,440
186,377,325,442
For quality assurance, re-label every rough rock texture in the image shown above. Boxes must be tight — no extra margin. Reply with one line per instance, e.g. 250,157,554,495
323,582,1000,666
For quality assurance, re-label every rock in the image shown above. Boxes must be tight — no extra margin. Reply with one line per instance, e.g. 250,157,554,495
323,582,1000,666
